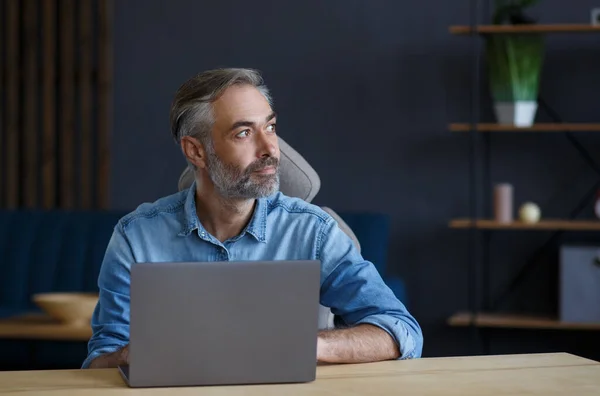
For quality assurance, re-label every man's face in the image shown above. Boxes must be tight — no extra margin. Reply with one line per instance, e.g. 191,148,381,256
205,84,280,199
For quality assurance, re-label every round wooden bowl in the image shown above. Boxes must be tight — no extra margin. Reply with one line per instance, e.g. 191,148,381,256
32,293,99,326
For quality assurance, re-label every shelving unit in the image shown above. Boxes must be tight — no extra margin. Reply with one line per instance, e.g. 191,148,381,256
450,24,600,35
449,219,600,231
448,312,600,331
448,7,600,352
449,123,600,132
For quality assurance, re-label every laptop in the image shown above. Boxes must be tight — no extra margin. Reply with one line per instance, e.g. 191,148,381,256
118,260,321,388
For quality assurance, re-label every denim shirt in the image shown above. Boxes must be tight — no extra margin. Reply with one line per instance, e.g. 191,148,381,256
82,184,423,368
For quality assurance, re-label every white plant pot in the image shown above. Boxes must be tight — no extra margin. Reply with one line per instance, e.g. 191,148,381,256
494,101,538,127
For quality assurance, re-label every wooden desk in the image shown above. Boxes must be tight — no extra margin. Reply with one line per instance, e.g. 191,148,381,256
1,353,599,395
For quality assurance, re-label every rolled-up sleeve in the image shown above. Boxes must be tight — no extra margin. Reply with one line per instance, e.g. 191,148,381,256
317,216,423,359
82,223,133,368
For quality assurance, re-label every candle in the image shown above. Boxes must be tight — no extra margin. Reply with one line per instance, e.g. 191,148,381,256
494,183,513,223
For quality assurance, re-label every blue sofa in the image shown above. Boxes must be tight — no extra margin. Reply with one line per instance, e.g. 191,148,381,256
0,210,405,370
0,210,126,370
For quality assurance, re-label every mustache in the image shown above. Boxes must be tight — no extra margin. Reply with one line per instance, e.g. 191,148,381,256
245,157,279,174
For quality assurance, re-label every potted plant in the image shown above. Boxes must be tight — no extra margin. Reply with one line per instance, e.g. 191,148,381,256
486,0,545,127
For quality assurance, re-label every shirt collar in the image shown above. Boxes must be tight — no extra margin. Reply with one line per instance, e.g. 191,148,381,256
179,180,268,243
244,197,267,243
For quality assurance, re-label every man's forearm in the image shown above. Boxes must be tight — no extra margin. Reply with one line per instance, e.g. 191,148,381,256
317,324,400,363
87,345,129,369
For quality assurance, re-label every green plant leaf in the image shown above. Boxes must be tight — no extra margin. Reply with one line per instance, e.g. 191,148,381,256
486,34,544,102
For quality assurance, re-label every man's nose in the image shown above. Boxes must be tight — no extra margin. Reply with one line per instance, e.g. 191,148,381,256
258,133,277,157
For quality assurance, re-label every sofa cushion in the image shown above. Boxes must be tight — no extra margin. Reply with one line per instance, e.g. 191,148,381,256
335,212,390,275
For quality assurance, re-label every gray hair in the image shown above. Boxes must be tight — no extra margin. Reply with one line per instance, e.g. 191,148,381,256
169,68,273,147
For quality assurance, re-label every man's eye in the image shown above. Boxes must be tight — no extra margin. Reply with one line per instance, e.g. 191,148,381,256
266,124,276,133
236,130,250,138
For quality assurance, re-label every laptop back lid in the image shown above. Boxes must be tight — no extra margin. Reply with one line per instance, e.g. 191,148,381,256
128,260,320,387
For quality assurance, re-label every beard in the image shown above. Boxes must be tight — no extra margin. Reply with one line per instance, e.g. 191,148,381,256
205,148,280,200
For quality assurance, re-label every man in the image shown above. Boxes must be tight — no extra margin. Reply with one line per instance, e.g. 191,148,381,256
83,68,423,369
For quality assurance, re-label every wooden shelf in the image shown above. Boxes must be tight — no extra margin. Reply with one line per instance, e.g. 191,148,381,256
450,24,600,35
449,123,600,132
449,219,600,231
448,312,600,330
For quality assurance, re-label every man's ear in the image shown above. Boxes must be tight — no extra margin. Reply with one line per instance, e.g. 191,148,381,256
180,136,207,169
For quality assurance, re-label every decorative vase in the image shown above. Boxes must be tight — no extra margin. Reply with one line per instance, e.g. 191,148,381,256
494,100,538,127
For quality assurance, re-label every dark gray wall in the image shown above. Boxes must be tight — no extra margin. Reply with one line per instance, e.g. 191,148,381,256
111,0,600,358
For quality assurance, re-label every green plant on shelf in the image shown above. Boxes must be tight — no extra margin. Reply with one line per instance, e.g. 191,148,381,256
486,0,545,126
486,33,544,102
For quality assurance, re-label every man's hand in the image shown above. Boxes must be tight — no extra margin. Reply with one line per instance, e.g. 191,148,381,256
87,345,129,369
316,324,400,364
